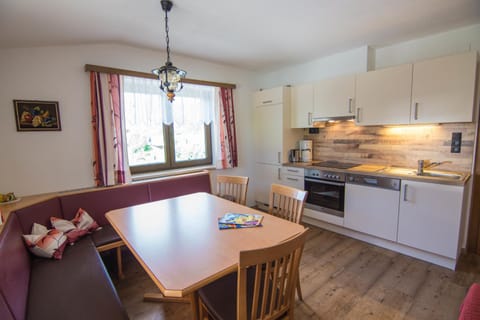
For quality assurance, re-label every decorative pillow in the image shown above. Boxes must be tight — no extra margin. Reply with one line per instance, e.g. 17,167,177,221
22,223,67,259
50,216,88,244
72,208,100,232
50,208,100,244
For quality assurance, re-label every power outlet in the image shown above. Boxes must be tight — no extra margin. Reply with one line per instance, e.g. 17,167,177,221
451,132,462,153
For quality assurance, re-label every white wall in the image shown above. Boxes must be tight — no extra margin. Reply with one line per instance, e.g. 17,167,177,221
0,44,258,199
256,46,372,89
375,24,480,69
258,24,480,89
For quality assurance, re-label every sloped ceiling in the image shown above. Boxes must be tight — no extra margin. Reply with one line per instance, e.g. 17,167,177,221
0,0,479,71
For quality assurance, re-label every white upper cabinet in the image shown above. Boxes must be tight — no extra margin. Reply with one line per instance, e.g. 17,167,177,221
291,83,314,128
355,64,413,126
411,51,477,124
313,74,356,119
254,86,284,106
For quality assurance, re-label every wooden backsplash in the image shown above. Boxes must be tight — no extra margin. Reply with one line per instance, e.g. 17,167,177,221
305,121,476,172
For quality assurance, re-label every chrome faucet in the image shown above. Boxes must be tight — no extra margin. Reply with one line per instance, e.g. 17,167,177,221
417,160,426,175
417,160,452,175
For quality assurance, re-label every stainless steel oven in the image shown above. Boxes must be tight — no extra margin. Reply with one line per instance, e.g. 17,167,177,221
304,168,347,218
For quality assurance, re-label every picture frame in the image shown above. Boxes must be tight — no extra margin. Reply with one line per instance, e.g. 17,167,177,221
13,100,61,131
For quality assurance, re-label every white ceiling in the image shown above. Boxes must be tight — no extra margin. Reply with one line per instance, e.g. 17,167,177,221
1,0,479,71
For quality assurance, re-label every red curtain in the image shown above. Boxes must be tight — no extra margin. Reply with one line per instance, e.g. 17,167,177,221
90,72,126,186
219,87,238,168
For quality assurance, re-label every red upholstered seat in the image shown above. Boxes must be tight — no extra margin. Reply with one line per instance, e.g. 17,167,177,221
459,283,480,320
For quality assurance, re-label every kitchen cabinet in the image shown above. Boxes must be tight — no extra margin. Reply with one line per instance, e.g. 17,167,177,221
313,74,356,120
345,179,400,242
254,163,282,205
397,180,464,259
253,87,303,205
355,64,412,126
290,84,313,128
410,51,477,124
280,166,304,190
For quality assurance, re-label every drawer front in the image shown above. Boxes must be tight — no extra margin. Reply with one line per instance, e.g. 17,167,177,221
281,174,304,190
281,166,304,177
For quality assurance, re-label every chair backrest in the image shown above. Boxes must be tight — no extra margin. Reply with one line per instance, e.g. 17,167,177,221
216,175,249,205
268,184,308,224
237,228,308,320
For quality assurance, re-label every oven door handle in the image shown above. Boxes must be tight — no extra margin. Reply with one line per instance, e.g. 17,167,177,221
304,178,345,187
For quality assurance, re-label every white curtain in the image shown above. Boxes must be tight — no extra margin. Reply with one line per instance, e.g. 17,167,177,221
122,76,213,125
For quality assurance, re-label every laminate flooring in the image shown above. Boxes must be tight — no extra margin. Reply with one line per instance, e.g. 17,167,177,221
109,225,480,319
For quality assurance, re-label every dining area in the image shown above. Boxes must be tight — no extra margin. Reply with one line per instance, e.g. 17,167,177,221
106,174,309,320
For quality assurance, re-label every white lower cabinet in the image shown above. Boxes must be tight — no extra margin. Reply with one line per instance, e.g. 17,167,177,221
397,180,464,259
344,183,400,242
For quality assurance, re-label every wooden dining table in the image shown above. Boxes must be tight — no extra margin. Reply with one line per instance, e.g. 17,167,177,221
106,192,305,319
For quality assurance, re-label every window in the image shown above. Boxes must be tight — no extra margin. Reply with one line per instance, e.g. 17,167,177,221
123,76,214,174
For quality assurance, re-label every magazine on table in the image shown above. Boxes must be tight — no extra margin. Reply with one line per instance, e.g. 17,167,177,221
217,212,263,230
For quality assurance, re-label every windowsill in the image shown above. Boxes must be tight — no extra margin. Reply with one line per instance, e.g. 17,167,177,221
131,165,216,182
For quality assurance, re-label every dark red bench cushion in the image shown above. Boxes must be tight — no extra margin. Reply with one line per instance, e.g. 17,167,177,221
148,171,211,201
0,215,31,320
27,237,128,320
60,184,150,226
459,283,480,320
0,290,14,320
14,198,63,234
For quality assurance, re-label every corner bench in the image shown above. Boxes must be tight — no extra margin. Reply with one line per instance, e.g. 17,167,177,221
0,171,211,320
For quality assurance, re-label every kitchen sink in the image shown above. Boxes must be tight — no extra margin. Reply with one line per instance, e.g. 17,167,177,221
416,171,464,180
379,167,465,181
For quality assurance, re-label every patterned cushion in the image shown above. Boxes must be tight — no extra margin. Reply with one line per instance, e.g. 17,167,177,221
72,208,100,232
50,209,100,244
22,223,67,259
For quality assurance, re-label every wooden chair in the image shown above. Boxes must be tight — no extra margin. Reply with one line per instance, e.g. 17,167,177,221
198,228,308,320
268,183,308,301
216,175,249,205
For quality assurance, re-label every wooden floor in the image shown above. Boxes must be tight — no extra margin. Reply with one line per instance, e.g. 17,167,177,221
109,225,480,320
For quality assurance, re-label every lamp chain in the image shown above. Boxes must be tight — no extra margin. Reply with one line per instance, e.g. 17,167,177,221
164,6,171,64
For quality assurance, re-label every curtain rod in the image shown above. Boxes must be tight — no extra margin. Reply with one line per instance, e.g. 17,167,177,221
84,64,236,89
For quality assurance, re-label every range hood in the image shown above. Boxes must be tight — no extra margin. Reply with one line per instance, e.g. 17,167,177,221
312,115,355,122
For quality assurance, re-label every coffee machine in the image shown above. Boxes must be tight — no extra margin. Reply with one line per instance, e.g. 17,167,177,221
298,140,312,162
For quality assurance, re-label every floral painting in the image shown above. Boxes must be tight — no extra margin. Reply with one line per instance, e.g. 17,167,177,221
13,100,61,131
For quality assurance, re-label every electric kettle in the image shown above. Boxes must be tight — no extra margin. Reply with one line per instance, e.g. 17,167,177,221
289,149,301,162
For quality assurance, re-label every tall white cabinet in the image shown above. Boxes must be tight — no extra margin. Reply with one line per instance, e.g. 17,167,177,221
253,86,303,205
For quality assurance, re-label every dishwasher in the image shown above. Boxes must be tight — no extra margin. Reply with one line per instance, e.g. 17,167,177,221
344,173,401,242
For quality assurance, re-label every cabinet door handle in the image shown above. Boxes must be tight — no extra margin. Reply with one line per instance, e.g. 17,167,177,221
356,107,361,123
287,169,299,173
403,184,408,201
308,112,312,125
413,102,419,120
262,100,273,104
287,177,299,181
278,152,281,164
348,98,353,114
278,168,281,180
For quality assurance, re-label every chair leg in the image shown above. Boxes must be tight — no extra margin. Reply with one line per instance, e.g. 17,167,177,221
116,246,125,280
296,273,303,301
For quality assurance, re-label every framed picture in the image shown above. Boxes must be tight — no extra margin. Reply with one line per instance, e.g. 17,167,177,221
13,100,61,131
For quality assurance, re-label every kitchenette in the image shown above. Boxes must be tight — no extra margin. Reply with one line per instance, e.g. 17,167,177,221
252,51,479,270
